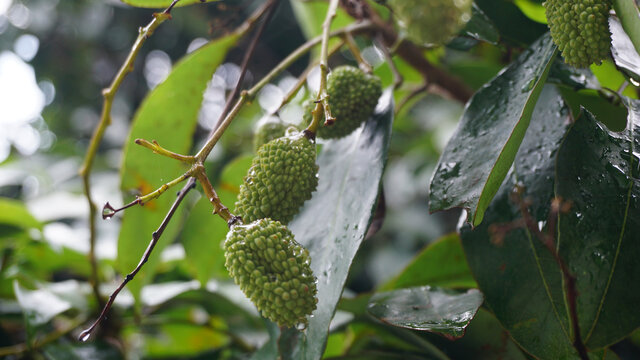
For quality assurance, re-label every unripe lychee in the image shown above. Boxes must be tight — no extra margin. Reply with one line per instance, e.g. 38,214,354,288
253,116,296,152
304,66,382,139
235,130,318,224
224,218,318,327
544,0,612,67
388,0,473,46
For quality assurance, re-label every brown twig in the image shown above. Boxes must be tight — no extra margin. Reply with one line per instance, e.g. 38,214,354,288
79,0,280,340
78,178,197,341
78,0,182,311
491,187,588,360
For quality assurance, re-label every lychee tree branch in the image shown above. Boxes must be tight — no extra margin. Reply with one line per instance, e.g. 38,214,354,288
280,40,345,109
306,0,340,134
78,0,181,311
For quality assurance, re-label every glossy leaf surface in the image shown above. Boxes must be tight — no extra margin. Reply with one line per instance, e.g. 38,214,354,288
260,90,394,359
367,286,483,339
118,35,238,300
610,16,640,82
430,34,557,226
461,87,640,358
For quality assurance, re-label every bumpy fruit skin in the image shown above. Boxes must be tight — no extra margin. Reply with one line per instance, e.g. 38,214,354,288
224,218,318,327
253,116,296,152
304,66,382,139
388,0,472,46
544,0,611,68
235,131,318,224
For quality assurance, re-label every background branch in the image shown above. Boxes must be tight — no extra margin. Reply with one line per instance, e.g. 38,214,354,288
78,0,180,312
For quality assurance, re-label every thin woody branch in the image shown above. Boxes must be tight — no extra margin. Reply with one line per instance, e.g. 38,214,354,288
306,0,340,134
78,178,197,342
78,0,181,312
135,139,195,164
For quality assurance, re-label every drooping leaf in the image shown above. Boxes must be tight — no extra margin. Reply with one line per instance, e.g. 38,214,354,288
118,34,238,301
120,0,217,9
258,90,394,359
610,16,640,83
380,233,476,291
367,286,483,340
0,197,41,230
461,87,640,358
181,155,252,285
430,34,557,226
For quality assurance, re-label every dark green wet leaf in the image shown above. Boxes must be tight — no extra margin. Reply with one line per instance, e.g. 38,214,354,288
181,155,252,284
549,60,600,91
0,198,41,230
367,286,483,339
430,34,557,226
380,233,476,291
118,35,238,301
461,87,640,358
558,87,628,132
460,85,577,359
259,90,394,359
425,309,527,360
474,0,548,46
120,0,217,8
557,99,640,349
610,16,640,83
460,4,499,45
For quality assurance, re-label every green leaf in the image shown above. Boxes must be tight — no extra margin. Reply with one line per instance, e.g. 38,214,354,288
474,0,548,46
118,34,238,301
380,233,476,291
120,0,217,9
612,0,640,59
289,0,352,40
0,198,41,230
461,88,640,358
429,34,557,226
610,16,640,83
367,286,483,340
426,309,528,360
181,155,252,285
259,90,394,359
461,4,500,45
134,323,229,357
513,0,547,24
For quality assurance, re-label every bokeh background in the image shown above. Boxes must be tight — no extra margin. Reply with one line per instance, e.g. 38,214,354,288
0,0,498,357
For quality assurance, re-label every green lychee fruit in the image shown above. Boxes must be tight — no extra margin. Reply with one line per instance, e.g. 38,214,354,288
224,218,318,327
544,0,611,68
304,66,382,139
253,116,297,152
388,0,473,46
235,130,318,224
